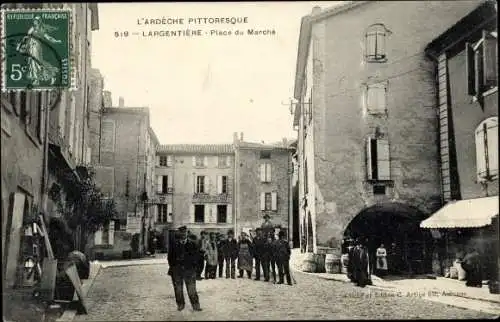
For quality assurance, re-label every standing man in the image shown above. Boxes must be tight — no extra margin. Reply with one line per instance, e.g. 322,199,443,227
204,232,218,279
275,231,292,285
252,228,265,281
223,230,238,279
196,231,208,280
216,233,226,278
261,233,273,282
167,226,202,312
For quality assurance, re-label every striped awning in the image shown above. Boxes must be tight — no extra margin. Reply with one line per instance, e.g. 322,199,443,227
420,196,499,229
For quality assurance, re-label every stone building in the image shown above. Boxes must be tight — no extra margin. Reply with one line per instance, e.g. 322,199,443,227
292,1,481,273
92,98,159,259
1,2,99,288
421,1,498,279
233,133,296,242
154,143,234,250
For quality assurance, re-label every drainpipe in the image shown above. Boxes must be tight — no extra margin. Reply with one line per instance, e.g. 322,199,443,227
81,3,89,164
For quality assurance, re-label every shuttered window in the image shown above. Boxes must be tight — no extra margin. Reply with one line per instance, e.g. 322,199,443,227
365,24,387,62
260,192,278,211
217,175,228,194
217,205,228,223
194,205,205,223
195,176,206,193
260,163,272,182
193,156,207,167
466,31,498,100
366,83,387,114
475,117,498,182
366,137,391,181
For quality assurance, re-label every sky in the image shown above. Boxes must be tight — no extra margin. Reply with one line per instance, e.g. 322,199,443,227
91,1,342,144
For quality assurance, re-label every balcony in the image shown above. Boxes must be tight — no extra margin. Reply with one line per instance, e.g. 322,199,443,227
156,187,174,195
192,193,229,203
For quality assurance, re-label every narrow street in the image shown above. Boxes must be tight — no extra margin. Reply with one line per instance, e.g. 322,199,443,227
74,264,496,321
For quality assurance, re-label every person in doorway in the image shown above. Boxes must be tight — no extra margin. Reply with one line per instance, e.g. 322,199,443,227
376,243,388,277
204,232,218,279
167,226,202,312
223,230,238,279
237,232,254,278
347,238,356,282
275,231,292,285
216,233,226,278
461,246,483,287
252,228,265,281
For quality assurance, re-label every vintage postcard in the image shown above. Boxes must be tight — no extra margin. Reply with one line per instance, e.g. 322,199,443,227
1,1,499,321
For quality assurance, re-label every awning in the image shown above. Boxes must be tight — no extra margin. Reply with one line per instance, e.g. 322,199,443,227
420,196,499,229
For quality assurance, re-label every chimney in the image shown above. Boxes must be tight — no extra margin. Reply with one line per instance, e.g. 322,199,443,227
311,6,322,15
119,96,124,108
233,132,239,144
240,132,244,142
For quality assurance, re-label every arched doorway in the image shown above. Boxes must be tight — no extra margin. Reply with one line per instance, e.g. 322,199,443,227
344,202,433,276
307,211,313,252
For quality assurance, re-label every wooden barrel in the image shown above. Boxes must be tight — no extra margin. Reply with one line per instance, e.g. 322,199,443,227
302,253,317,272
325,254,341,274
340,254,349,274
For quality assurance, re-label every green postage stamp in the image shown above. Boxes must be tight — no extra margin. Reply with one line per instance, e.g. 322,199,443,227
1,8,72,91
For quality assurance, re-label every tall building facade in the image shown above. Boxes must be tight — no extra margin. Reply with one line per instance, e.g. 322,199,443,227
154,144,234,250
292,1,480,272
1,2,99,287
421,1,498,278
233,133,295,242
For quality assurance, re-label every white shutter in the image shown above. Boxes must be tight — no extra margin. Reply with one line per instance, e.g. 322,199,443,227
108,221,115,245
167,155,173,167
267,164,272,182
212,204,218,223
193,174,197,193
377,139,390,180
486,121,498,178
192,156,197,167
204,156,208,167
476,126,487,180
271,192,278,211
154,205,159,223
204,204,210,223
167,175,173,189
167,204,173,223
260,164,266,182
205,176,210,194
260,192,266,211
217,175,222,194
94,229,102,245
377,86,386,112
157,176,162,193
227,204,233,224
190,204,195,223
156,155,160,166
367,86,376,111
366,138,373,180
226,156,231,167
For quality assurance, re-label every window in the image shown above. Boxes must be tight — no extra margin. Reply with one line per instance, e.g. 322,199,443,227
260,151,271,159
157,175,172,194
466,31,498,101
260,163,272,182
196,176,205,193
366,82,387,114
475,117,498,182
157,204,172,223
217,205,227,223
365,24,388,62
217,175,228,194
260,192,277,211
193,156,207,168
218,156,231,167
194,205,205,223
162,176,168,193
159,155,173,167
373,185,386,195
366,137,391,181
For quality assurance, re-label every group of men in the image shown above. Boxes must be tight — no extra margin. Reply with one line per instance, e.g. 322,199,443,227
167,225,293,312
346,238,373,287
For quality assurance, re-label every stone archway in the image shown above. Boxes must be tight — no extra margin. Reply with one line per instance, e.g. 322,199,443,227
344,202,433,276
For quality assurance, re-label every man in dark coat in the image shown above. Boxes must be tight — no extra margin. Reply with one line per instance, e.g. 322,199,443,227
347,239,356,282
223,230,238,279
216,233,226,278
261,233,273,282
354,239,371,287
252,228,265,281
275,231,292,285
462,246,483,287
167,226,202,311
196,231,208,280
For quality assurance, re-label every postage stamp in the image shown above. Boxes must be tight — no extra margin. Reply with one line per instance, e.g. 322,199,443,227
1,8,72,91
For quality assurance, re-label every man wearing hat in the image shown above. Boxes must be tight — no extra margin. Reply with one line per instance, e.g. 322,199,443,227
252,228,266,281
167,226,202,311
275,230,292,285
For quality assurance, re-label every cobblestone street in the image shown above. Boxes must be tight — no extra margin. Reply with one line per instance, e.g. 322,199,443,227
74,264,496,321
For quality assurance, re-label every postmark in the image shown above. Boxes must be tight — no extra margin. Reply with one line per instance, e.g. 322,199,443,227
1,8,73,91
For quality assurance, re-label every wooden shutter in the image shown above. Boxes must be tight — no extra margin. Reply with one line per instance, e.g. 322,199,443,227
267,163,272,182
226,156,231,167
366,85,376,111
203,156,208,167
205,176,210,194
190,204,195,223
157,176,162,193
366,138,373,180
167,155,173,167
167,175,173,189
271,192,278,211
108,221,115,245
475,44,484,96
193,174,197,193
486,119,498,177
377,85,386,112
94,229,102,245
156,155,160,166
466,42,476,96
260,192,266,211
167,204,173,223
217,175,222,194
192,156,197,167
204,204,210,223
227,204,233,224
377,139,390,180
475,125,487,180
483,31,498,88
260,164,266,182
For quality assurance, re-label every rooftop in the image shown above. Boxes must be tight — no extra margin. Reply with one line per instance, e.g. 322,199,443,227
157,144,234,154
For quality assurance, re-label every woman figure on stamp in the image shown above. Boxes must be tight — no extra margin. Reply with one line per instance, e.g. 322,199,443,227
17,16,62,86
